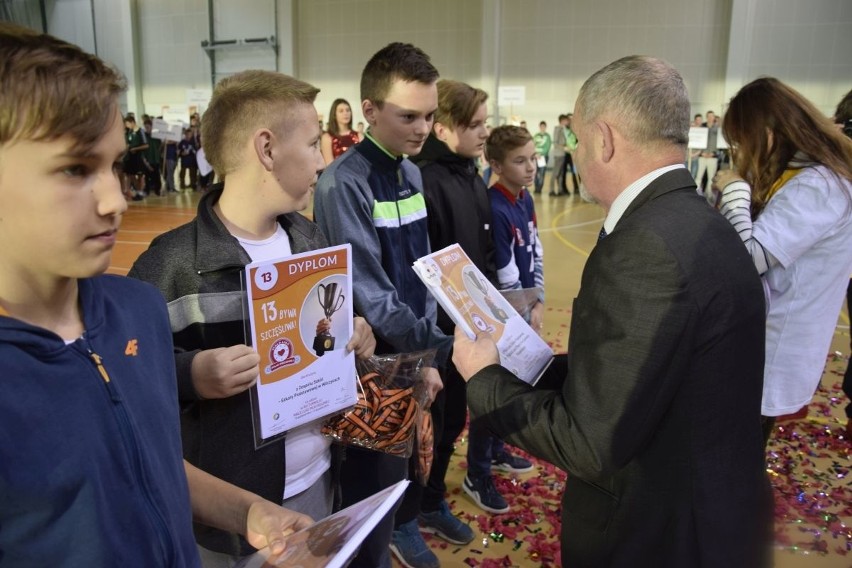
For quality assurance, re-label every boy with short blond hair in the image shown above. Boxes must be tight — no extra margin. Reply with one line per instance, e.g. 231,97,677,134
200,72,322,178
0,23,312,566
130,69,374,564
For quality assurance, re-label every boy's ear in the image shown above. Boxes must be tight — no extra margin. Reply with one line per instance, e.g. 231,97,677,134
254,128,275,171
433,121,450,142
489,158,502,176
362,99,377,126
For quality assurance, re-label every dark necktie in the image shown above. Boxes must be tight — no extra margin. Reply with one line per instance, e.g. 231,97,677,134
598,226,608,241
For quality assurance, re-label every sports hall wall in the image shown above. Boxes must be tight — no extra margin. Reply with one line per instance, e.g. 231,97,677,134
21,0,852,124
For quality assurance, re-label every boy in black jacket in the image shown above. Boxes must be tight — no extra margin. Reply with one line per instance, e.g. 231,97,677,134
130,70,376,564
414,80,531,527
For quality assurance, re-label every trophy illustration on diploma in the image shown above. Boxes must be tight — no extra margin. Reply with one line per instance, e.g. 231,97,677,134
465,270,509,323
313,282,345,356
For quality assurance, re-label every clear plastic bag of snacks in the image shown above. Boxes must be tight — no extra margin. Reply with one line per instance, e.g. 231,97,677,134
321,350,436,459
414,405,434,485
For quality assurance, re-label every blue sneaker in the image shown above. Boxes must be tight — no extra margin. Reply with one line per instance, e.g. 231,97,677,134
492,450,533,474
418,500,474,544
390,519,439,568
463,474,509,514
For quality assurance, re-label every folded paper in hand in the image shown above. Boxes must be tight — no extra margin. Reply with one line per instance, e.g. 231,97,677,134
412,244,553,385
234,480,409,568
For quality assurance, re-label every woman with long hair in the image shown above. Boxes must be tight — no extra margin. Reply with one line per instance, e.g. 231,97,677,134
321,98,360,165
714,77,852,443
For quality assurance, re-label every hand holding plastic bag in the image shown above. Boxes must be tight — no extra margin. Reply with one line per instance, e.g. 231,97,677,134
321,350,436,459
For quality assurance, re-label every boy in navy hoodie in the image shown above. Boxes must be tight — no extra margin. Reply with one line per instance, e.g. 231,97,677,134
0,23,310,567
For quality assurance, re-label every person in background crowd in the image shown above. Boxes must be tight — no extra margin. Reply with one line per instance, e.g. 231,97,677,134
321,98,361,165
532,121,551,194
549,114,568,196
561,114,580,195
123,114,149,200
143,118,163,196
694,110,719,202
178,127,198,190
688,113,703,179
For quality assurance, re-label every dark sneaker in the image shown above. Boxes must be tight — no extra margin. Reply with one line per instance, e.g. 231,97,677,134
492,450,534,474
463,474,509,514
418,500,474,545
390,519,439,568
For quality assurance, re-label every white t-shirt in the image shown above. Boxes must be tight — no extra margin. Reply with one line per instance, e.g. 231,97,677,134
235,225,291,263
236,226,332,498
753,166,852,415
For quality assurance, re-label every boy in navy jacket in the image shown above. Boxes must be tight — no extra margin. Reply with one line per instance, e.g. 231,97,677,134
0,23,311,567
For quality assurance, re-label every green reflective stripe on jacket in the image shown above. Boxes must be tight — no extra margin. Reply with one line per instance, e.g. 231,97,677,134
372,193,427,228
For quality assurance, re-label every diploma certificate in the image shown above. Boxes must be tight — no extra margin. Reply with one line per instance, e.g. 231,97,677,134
245,244,357,448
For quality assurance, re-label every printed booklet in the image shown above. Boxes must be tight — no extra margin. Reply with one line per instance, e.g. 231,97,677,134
234,480,410,568
412,244,553,385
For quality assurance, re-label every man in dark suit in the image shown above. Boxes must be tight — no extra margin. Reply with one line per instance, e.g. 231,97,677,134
452,56,772,568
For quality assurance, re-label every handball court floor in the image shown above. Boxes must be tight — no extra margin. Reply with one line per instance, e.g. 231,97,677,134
111,181,851,568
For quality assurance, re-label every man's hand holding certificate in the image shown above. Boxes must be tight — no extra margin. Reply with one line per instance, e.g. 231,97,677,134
412,244,553,385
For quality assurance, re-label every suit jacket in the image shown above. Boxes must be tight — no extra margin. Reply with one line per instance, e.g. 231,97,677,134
467,168,772,567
